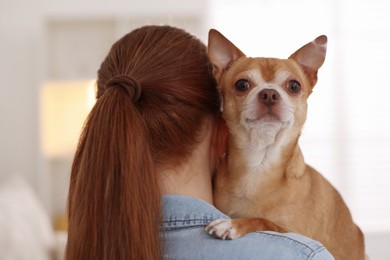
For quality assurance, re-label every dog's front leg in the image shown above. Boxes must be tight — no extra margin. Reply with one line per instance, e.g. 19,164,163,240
205,217,287,240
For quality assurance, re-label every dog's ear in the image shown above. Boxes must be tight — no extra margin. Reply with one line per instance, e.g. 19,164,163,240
208,29,245,82
289,35,327,86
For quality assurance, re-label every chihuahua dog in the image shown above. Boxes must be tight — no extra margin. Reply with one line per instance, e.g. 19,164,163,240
205,29,365,260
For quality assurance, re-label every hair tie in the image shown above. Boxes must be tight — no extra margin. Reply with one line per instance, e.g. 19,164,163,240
105,74,142,102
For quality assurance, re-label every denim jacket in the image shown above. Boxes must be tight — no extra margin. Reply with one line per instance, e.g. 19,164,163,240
161,195,334,260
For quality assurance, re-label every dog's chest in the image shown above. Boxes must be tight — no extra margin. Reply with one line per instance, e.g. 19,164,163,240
216,168,277,216
218,187,278,219
218,181,295,225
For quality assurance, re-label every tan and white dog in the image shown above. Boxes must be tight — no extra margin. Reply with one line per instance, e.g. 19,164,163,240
205,29,365,260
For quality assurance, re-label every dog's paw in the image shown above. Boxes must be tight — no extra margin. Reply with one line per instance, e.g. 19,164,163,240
205,219,240,240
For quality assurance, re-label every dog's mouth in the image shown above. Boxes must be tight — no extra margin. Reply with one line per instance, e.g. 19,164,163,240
246,111,281,123
244,111,292,129
245,116,280,127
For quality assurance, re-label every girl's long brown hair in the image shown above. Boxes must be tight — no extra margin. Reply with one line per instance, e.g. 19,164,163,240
66,26,220,259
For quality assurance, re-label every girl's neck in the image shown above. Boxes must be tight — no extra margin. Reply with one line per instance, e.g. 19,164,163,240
159,120,215,205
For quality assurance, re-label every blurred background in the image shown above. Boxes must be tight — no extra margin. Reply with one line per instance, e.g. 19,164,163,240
0,0,389,259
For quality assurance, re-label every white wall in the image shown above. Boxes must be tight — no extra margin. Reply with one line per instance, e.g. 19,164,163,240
0,2,43,189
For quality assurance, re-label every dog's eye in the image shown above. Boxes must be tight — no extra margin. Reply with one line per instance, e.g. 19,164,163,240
235,79,250,92
288,80,301,93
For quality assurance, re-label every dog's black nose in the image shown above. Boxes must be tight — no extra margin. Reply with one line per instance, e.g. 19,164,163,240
259,89,280,106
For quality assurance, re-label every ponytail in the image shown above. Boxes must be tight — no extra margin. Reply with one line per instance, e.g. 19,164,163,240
66,86,162,259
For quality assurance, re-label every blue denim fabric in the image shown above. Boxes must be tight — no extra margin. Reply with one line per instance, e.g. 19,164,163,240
161,195,334,260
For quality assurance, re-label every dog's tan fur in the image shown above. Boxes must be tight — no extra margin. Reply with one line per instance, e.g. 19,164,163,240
206,29,365,260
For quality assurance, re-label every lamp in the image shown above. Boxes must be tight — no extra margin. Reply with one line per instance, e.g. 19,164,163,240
40,80,96,158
